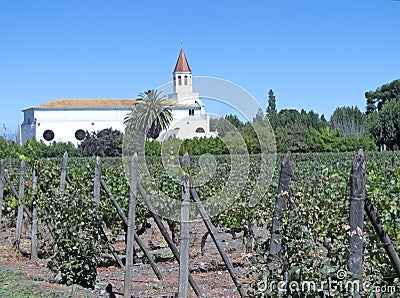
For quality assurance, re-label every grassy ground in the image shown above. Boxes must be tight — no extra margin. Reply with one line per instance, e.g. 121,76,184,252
0,265,48,298
0,265,91,298
0,266,44,297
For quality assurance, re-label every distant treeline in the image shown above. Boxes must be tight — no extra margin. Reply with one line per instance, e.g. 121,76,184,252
1,79,399,158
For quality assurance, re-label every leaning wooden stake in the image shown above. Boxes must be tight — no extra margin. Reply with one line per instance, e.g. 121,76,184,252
191,188,247,297
268,151,292,279
178,152,191,298
124,153,138,298
99,227,124,268
15,160,26,248
4,174,31,220
100,177,162,280
137,182,203,297
365,196,400,277
348,149,366,298
91,157,124,268
0,160,4,221
30,167,39,261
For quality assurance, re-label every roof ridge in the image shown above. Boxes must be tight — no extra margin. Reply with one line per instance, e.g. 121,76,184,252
31,98,198,109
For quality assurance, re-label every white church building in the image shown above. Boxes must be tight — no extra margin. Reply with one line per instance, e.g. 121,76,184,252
19,49,217,145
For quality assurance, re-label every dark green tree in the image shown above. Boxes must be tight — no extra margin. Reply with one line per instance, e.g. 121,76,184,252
329,106,366,137
210,116,237,137
253,107,265,123
365,79,400,114
303,110,326,130
96,128,123,156
273,109,327,131
277,109,301,127
239,122,261,154
79,128,122,156
224,114,244,128
266,89,277,115
79,131,105,156
368,99,400,149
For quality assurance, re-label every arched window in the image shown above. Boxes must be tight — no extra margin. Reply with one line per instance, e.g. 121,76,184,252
178,75,182,85
195,127,205,133
184,75,188,85
43,130,55,141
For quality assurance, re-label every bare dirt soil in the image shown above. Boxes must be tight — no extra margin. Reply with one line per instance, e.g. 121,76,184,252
0,217,265,297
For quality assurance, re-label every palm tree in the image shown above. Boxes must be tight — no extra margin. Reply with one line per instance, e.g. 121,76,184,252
124,90,173,140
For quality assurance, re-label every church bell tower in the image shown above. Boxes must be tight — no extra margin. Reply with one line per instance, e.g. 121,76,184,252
170,48,198,103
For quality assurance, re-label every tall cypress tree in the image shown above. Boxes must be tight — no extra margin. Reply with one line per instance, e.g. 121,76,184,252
266,89,277,115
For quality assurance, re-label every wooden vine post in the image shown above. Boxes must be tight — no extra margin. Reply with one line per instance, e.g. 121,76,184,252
348,149,366,297
15,160,26,248
0,159,4,221
30,166,39,261
137,182,202,297
124,153,138,298
60,152,68,194
93,156,101,203
178,152,191,298
268,151,292,279
100,177,161,278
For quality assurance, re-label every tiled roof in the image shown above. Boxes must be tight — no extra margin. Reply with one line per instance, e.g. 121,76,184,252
32,98,198,109
173,49,191,73
35,98,138,109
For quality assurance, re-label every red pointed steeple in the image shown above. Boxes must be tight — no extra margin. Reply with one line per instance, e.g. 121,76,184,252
173,49,191,73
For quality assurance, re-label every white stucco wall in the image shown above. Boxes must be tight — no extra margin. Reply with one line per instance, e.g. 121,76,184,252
36,120,125,145
20,105,216,145
173,72,192,95
21,108,128,145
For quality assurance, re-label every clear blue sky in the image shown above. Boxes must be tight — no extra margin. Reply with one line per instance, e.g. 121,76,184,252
1,0,399,137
